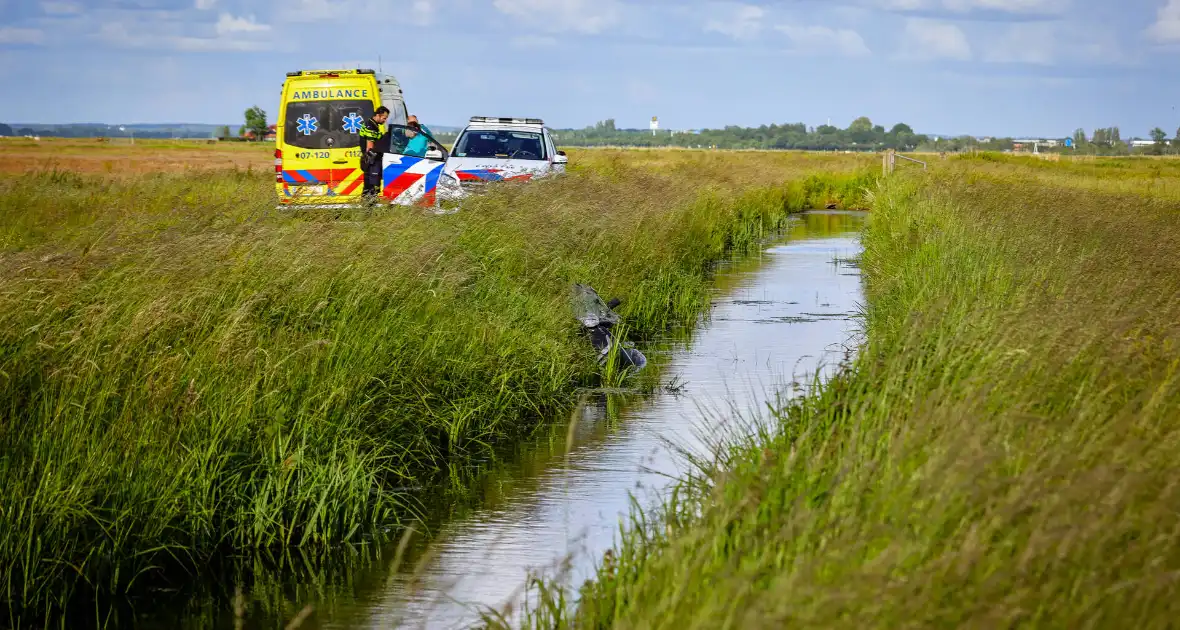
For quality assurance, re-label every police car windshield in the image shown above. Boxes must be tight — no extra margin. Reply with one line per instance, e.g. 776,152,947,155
283,100,374,150
453,129,546,161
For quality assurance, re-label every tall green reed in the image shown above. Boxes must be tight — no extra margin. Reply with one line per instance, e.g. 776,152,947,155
0,151,875,619
508,161,1180,629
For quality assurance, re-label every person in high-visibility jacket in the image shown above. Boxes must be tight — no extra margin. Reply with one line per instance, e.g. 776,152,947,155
359,106,390,200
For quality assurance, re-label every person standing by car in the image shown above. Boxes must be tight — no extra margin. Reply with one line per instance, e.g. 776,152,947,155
403,114,435,157
360,106,390,200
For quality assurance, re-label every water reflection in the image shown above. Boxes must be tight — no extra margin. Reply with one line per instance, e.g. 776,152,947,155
353,211,867,629
130,211,866,630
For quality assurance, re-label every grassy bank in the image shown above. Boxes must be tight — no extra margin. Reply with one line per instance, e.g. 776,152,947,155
514,157,1180,628
0,149,875,618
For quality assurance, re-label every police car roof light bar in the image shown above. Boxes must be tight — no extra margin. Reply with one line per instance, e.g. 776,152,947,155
470,116,544,125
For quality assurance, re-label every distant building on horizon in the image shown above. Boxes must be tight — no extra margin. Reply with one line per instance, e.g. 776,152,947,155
242,124,278,142
1012,137,1065,152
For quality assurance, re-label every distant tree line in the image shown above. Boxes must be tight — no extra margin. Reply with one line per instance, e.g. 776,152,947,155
0,122,230,140
1069,126,1180,156
548,118,1180,156
4,115,1179,155
551,117,937,151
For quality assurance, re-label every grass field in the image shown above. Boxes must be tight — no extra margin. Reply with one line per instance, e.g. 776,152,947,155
0,142,877,620
0,138,272,175
510,154,1180,628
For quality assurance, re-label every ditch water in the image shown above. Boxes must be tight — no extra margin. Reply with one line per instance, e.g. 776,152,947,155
132,210,866,630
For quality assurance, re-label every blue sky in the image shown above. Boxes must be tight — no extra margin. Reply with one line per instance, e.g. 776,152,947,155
1,0,1178,137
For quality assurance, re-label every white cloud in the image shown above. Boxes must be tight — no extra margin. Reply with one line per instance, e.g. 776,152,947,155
1148,0,1180,43
215,13,270,35
704,4,765,40
899,18,972,60
873,0,1068,14
942,0,1066,12
492,0,621,34
875,0,927,8
41,1,82,15
0,27,45,45
194,0,216,9
983,22,1054,64
777,24,871,57
96,16,272,53
277,0,438,25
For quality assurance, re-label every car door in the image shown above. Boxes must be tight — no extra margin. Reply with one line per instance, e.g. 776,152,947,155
542,131,555,173
380,124,451,206
544,130,567,175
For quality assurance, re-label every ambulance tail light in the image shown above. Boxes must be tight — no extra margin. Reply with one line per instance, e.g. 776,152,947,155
274,148,283,183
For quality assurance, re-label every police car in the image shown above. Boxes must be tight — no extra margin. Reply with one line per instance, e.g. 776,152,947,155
377,116,566,207
444,117,568,188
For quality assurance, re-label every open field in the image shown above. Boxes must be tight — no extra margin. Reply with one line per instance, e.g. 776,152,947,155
0,147,877,620
0,138,882,176
514,155,1180,628
8,137,1175,179
0,138,274,175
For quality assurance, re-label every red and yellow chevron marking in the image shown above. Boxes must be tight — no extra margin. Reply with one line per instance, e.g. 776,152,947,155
281,167,363,199
333,168,363,196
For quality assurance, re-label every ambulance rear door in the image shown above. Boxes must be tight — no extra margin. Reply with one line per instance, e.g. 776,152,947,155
279,82,376,201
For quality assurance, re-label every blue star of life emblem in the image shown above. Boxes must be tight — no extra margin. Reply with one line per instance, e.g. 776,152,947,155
296,113,318,136
342,112,364,134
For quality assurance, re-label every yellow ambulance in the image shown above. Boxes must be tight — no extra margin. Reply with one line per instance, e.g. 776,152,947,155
274,68,408,205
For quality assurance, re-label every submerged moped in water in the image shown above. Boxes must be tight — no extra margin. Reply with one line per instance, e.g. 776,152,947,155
572,284,647,371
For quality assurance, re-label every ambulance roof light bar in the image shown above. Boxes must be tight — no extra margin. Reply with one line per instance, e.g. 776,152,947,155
285,69,374,77
470,116,544,125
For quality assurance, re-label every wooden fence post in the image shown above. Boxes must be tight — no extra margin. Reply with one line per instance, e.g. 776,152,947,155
883,149,897,176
